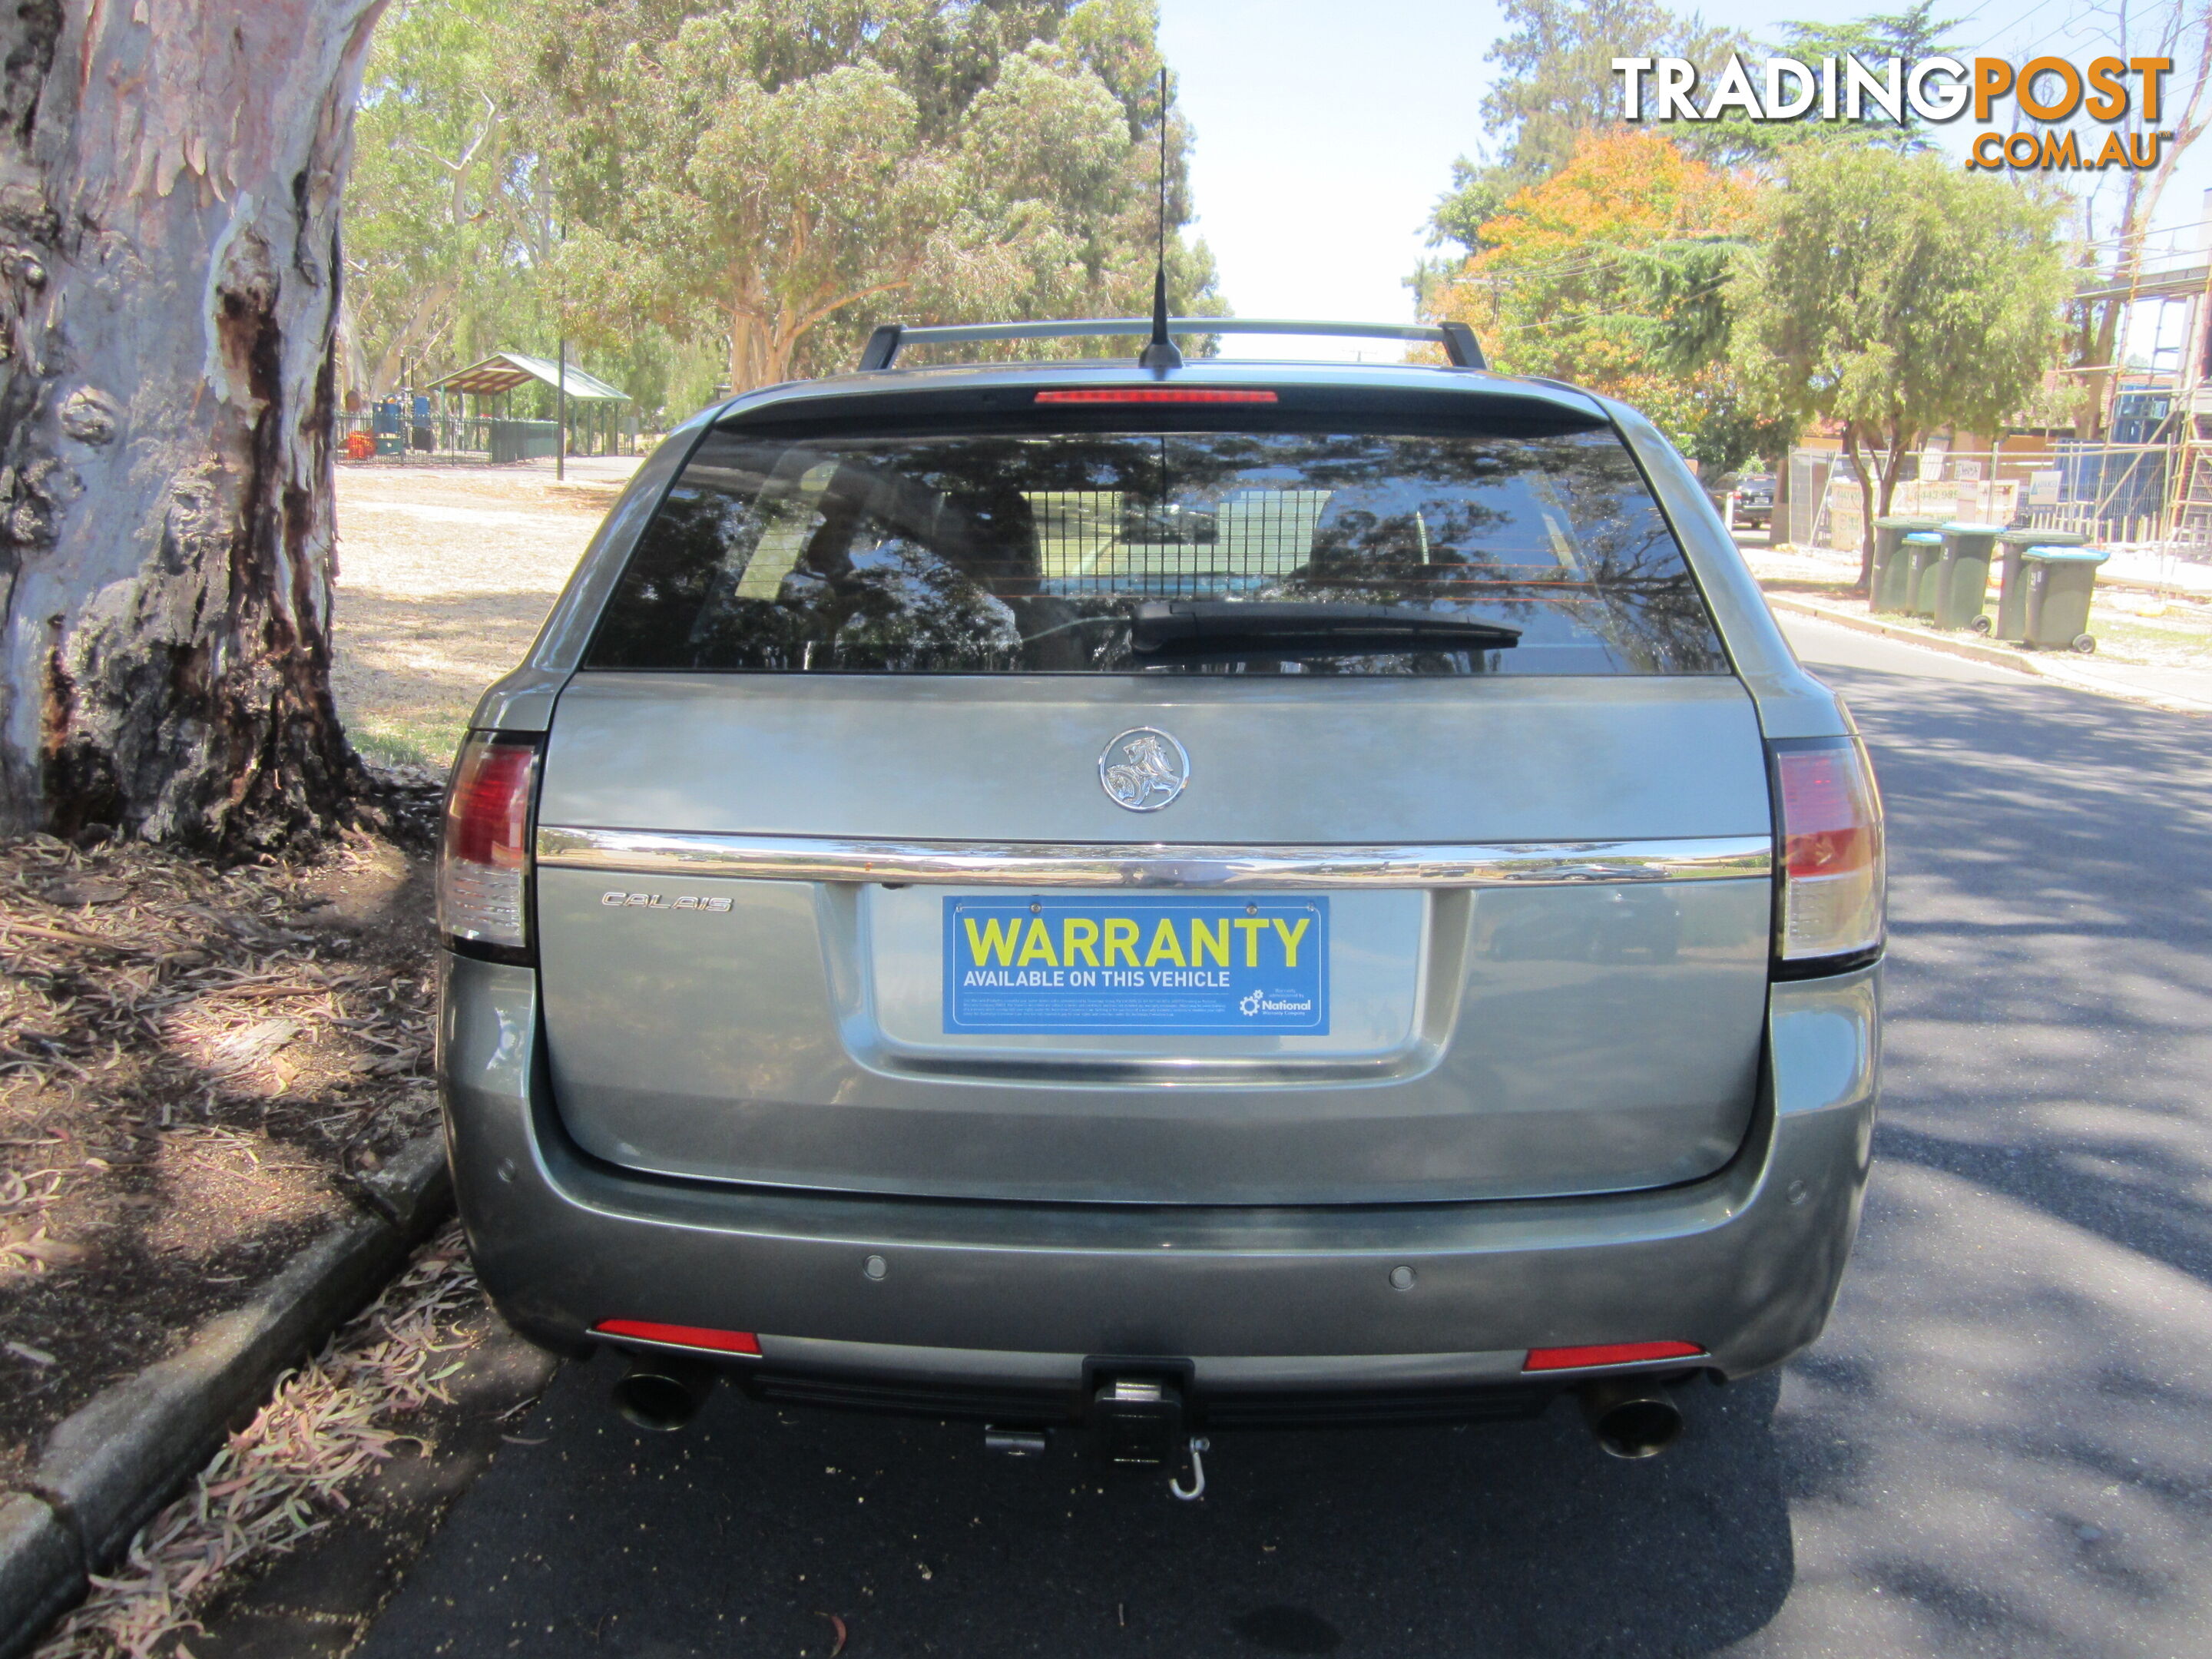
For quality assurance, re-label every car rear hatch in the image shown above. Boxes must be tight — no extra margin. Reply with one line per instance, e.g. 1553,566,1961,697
527,379,1775,1205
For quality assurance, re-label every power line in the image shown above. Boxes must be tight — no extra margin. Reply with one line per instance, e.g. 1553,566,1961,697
1962,0,2076,58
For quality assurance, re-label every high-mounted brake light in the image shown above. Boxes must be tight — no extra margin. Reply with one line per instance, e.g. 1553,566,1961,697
438,733,539,957
1770,734,1885,972
1034,389,1278,404
594,1320,762,1356
1523,1341,1706,1373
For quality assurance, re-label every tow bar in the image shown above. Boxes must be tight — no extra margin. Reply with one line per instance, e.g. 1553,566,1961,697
1088,1371,1212,1500
1091,1376,1183,1464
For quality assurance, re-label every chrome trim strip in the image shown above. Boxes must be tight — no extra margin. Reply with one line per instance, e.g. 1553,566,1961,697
536,826,1770,889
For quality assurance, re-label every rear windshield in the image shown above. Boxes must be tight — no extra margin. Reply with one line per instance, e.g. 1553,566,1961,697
585,419,1726,676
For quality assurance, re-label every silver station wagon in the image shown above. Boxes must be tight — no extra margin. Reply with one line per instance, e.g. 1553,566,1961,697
437,316,1883,1469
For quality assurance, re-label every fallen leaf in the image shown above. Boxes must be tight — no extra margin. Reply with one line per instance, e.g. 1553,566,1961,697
205,1018,302,1075
9,1233,87,1266
49,878,130,906
0,916,119,952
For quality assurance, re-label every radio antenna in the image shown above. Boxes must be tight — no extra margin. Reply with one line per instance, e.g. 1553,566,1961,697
1138,64,1183,373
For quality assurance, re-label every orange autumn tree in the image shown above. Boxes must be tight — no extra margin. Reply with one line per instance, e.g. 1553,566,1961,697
1422,129,1790,474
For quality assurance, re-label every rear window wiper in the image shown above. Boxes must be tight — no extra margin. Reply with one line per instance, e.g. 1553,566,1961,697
1128,601,1522,659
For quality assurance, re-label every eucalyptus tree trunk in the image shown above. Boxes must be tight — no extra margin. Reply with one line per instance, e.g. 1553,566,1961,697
0,0,385,851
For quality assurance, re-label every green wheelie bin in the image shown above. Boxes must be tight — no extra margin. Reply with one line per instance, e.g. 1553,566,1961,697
2021,545,2110,652
1935,522,2005,631
1871,515,1946,613
1900,532,1946,618
1992,528,2091,642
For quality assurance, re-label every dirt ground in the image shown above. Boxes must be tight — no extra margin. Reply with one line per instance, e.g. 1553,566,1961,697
0,819,443,1495
330,459,638,772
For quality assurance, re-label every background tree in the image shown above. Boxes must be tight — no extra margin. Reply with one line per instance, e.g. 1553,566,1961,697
1696,2,1961,164
343,0,548,402
535,0,1217,395
1424,0,1745,260
0,0,1224,849
1732,145,2069,586
345,0,743,426
1423,131,1792,475
0,0,383,848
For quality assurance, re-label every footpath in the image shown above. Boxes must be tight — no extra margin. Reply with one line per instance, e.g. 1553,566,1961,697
1747,540,2212,716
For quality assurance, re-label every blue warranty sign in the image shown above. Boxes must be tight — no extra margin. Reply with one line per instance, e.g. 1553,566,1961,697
944,895,1329,1035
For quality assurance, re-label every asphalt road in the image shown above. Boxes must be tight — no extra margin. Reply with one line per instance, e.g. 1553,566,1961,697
355,622,2212,1658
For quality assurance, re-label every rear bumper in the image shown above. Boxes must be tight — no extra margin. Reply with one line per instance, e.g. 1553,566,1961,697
439,952,1877,1405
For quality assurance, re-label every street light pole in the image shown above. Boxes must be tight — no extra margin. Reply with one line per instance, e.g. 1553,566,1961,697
556,333,567,481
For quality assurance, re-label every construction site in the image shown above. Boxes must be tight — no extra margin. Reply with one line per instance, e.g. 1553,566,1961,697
1784,213,2212,584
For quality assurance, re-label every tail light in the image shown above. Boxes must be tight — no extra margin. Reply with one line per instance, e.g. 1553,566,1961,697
439,732,540,960
1769,733,1884,975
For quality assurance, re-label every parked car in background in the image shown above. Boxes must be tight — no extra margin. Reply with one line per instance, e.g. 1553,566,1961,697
437,317,1883,1472
1732,472,1776,532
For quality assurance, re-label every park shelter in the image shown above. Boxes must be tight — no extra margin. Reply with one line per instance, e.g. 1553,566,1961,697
429,352,634,456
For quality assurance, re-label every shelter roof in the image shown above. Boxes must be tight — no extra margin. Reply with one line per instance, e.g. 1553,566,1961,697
429,351,628,401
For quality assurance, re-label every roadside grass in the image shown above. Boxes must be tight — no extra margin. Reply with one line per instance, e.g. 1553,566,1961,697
348,720,464,775
2088,598,2212,667
1745,540,2212,671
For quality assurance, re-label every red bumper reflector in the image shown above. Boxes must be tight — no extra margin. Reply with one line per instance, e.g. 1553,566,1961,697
1034,389,1278,404
1523,1340,1706,1373
594,1320,761,1356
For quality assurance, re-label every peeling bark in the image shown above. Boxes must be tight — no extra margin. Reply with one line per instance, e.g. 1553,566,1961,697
0,0,386,852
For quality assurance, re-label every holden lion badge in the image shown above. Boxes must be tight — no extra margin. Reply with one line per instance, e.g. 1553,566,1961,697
1098,727,1189,813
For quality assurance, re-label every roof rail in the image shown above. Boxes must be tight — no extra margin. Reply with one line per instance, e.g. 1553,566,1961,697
856,318,1487,373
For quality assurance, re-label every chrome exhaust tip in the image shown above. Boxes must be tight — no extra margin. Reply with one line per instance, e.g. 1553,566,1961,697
611,1351,717,1432
1578,1379,1684,1460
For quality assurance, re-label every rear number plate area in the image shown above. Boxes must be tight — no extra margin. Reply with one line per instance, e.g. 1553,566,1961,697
944,896,1329,1035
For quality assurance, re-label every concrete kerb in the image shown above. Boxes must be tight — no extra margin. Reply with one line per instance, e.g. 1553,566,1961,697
0,1128,452,1658
1763,591,2212,715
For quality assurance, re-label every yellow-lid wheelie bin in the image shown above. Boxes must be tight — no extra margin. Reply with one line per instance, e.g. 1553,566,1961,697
1872,515,1946,613
1935,522,2006,631
2020,545,2110,653
1992,528,2091,641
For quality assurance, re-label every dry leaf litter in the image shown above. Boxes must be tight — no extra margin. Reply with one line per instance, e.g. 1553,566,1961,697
0,807,441,1490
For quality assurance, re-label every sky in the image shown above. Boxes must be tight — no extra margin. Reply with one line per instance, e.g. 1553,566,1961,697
1157,0,2212,363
